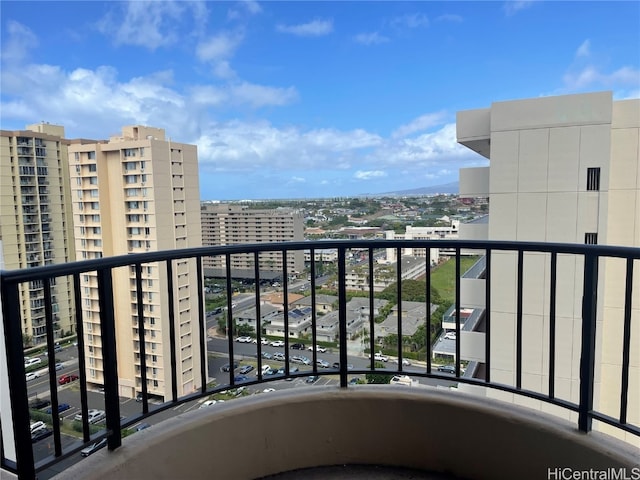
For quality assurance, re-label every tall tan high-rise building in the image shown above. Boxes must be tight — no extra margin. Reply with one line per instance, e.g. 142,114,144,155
0,123,76,345
456,91,639,446
201,203,304,275
68,126,204,400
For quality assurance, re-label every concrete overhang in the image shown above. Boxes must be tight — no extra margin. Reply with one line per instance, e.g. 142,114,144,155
456,108,491,159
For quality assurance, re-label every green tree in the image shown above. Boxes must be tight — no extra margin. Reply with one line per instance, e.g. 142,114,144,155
366,362,393,384
378,279,441,304
236,323,255,337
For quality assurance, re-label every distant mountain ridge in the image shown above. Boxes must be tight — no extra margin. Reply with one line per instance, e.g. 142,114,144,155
377,181,459,196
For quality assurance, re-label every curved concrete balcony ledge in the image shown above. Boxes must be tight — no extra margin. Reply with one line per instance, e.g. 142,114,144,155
54,387,639,480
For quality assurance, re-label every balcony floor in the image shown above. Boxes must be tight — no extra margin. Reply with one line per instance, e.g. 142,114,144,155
260,465,460,479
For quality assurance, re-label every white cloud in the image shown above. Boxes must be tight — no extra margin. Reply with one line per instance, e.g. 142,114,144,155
576,40,591,58
289,176,306,184
190,82,297,108
391,13,429,29
197,32,244,62
228,0,262,20
503,1,535,16
436,14,463,23
97,1,197,50
276,19,333,37
354,32,390,46
563,65,640,90
1,21,38,63
355,170,387,180
392,111,449,139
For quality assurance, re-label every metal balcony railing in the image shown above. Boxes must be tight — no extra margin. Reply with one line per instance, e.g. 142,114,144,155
1,240,639,479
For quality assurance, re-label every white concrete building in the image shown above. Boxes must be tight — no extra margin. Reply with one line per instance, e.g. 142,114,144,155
384,222,459,263
456,91,640,445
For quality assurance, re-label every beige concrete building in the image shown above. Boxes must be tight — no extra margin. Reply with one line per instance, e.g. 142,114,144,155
0,123,75,345
68,125,204,401
456,91,640,445
201,203,304,275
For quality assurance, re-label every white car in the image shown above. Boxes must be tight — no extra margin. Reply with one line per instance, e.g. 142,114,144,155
235,336,252,343
443,332,456,340
87,410,106,424
75,409,105,424
372,353,389,362
262,388,276,393
394,358,411,366
270,340,285,347
256,365,272,376
199,400,218,409
30,421,46,433
308,345,327,353
26,372,39,381
252,338,269,345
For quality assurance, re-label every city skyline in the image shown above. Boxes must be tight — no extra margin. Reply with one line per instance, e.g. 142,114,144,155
1,1,639,200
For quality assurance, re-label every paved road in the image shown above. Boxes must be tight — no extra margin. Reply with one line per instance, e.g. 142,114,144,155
30,334,457,476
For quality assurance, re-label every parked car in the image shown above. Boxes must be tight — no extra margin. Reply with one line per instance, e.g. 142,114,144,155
273,352,285,361
29,397,50,410
261,352,273,360
30,421,46,433
26,372,39,382
58,373,79,385
135,423,151,431
135,393,145,402
262,388,276,393
253,338,269,345
290,343,305,350
46,403,70,415
235,336,252,343
443,332,456,340
257,365,272,376
238,365,254,375
233,375,249,383
331,362,354,370
74,409,105,423
316,359,330,368
220,361,239,372
306,375,319,383
24,358,42,368
55,362,64,371
199,400,218,409
270,340,285,347
87,410,106,424
308,345,327,353
437,365,456,374
31,427,52,443
81,438,107,457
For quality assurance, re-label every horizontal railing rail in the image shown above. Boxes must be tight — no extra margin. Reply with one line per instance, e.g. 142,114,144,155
1,240,639,479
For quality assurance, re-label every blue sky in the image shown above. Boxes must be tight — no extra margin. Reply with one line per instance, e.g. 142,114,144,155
1,1,639,200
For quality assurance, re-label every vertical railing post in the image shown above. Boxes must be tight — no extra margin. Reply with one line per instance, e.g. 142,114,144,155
97,268,122,451
578,253,598,432
338,245,348,388
135,264,149,413
166,260,178,401
1,279,35,479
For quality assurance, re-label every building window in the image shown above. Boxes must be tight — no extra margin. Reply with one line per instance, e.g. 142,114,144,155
87,151,96,160
585,233,598,245
88,164,97,172
587,168,600,191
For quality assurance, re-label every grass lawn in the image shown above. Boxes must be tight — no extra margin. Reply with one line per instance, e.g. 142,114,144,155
430,256,479,304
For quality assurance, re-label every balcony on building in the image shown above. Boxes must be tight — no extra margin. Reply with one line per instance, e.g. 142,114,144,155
1,240,638,480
